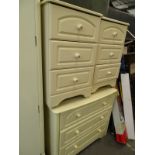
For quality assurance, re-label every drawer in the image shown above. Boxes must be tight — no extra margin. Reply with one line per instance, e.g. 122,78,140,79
49,67,94,95
94,64,120,84
43,3,101,42
99,20,127,45
59,124,106,155
97,44,123,64
49,41,97,69
60,110,111,147
60,94,115,130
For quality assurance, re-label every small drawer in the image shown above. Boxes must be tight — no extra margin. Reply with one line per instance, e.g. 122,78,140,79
97,44,123,64
60,110,111,147
43,3,101,42
99,20,127,45
49,67,94,95
60,94,115,130
94,64,120,84
49,41,97,69
59,124,106,155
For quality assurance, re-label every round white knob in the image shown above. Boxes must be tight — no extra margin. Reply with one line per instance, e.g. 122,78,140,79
74,53,80,58
107,71,112,75
112,32,118,37
100,116,104,120
109,52,114,57
75,130,80,135
76,113,81,118
97,129,102,133
73,77,78,83
74,145,78,149
77,24,83,30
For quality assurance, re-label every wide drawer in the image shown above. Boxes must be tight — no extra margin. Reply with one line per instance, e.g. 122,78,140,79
49,41,97,70
59,124,106,155
43,3,101,42
97,44,123,64
99,20,127,45
60,109,111,147
49,67,94,95
94,64,120,84
60,94,115,130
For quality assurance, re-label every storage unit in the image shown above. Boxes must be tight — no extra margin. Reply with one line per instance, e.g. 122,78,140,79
41,0,129,154
45,88,117,155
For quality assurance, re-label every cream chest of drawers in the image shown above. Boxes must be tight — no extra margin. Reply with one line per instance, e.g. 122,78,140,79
45,88,117,155
41,0,129,155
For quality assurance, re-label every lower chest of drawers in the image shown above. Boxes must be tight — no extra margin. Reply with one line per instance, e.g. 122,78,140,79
45,88,117,155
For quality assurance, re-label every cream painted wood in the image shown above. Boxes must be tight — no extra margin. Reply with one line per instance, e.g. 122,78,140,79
97,44,123,64
45,88,117,155
60,110,111,147
99,19,128,45
49,67,94,95
42,3,101,42
49,41,97,69
59,124,107,155
60,94,115,130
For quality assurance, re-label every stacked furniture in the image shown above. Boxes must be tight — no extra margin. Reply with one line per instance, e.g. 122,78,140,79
41,0,129,154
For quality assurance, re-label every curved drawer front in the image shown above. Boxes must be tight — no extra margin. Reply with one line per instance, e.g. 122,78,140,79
60,94,115,130
49,67,94,95
99,20,127,45
47,4,100,42
60,110,111,147
97,44,123,64
94,64,120,84
49,41,97,69
59,124,106,155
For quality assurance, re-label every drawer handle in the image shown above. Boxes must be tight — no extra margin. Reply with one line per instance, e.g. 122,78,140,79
100,116,104,120
77,24,83,30
102,102,107,106
107,71,112,75
75,130,80,135
74,53,81,59
109,52,114,57
74,145,78,149
73,77,79,83
112,32,118,37
76,113,81,118
97,129,102,133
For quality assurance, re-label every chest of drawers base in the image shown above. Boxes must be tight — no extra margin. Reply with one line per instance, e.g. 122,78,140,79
44,88,117,155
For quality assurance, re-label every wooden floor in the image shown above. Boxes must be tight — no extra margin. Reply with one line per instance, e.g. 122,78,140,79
79,133,135,155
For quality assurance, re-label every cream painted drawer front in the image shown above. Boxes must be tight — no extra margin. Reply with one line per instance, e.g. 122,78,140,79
60,95,115,130
99,20,127,45
49,41,97,69
59,124,106,155
60,110,111,147
49,67,94,95
44,3,101,42
97,44,123,64
94,64,120,84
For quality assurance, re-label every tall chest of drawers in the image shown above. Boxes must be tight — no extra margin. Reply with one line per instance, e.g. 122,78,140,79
41,0,129,155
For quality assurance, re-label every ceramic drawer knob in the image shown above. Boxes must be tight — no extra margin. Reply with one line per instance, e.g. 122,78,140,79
76,113,81,118
97,129,102,133
74,53,81,58
100,116,104,120
107,71,112,75
74,145,78,149
103,102,107,106
109,52,114,57
73,77,79,83
77,24,83,30
75,130,80,135
112,31,118,37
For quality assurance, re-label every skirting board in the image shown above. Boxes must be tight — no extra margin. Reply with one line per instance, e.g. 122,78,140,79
121,73,135,140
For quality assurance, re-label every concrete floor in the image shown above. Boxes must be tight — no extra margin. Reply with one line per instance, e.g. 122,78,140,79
79,133,135,155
